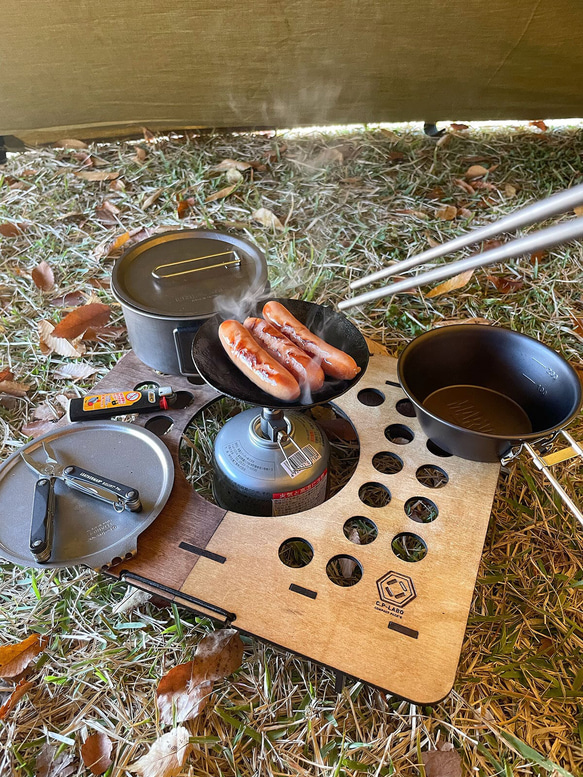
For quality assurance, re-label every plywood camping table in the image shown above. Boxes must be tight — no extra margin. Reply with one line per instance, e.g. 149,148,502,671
88,349,500,704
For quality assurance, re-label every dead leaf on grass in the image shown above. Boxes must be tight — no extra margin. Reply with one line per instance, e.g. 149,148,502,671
134,146,148,163
95,201,121,225
177,198,195,219
50,291,87,308
81,732,113,776
0,368,14,382
128,726,192,777
75,170,120,182
529,119,548,132
112,588,152,615
205,184,237,203
52,302,111,340
212,158,251,172
0,633,49,678
143,188,163,209
426,269,474,298
226,168,243,184
0,679,35,720
572,317,583,339
252,207,284,231
35,744,77,777
450,123,469,131
486,274,524,293
422,746,462,777
435,205,457,221
504,183,517,198
573,205,583,217
38,320,86,358
53,362,99,380
142,127,156,143
156,629,244,724
33,401,64,422
0,223,24,237
32,261,55,292
434,316,491,328
22,419,56,438
82,325,126,342
465,164,489,180
0,379,30,398
454,178,475,195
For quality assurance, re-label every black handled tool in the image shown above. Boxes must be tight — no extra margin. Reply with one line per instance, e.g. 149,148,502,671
20,441,142,563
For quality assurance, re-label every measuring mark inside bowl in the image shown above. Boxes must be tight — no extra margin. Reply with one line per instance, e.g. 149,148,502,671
422,385,532,436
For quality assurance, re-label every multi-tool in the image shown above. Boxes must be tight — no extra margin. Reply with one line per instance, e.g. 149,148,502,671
20,441,142,563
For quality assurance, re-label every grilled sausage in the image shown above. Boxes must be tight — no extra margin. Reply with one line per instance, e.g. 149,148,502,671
244,317,325,392
262,301,360,380
218,320,301,401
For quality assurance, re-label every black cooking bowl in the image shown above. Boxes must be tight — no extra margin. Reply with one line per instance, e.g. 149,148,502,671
398,324,582,462
192,297,369,409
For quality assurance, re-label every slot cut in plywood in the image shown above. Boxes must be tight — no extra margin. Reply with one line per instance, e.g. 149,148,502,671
97,350,500,704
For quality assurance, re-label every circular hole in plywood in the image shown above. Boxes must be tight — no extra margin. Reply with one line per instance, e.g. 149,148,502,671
426,439,453,457
396,398,416,418
326,554,363,587
343,516,378,545
187,374,206,386
416,464,449,488
133,381,160,391
391,532,427,562
372,451,403,475
179,398,359,513
385,424,414,444
172,391,195,410
357,388,385,406
144,415,174,436
404,496,438,523
278,538,314,568
359,482,391,508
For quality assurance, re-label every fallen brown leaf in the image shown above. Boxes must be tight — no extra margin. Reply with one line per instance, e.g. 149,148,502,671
112,588,152,615
226,167,243,184
142,127,156,143
95,200,120,225
434,316,491,328
52,302,111,340
0,633,48,678
75,170,120,182
35,744,77,777
56,138,88,149
156,629,244,724
143,188,163,209
50,291,87,308
504,183,517,198
529,249,548,265
529,119,548,132
482,239,504,252
205,184,237,203
177,198,195,219
81,732,113,776
0,222,23,237
465,164,489,180
38,320,86,358
422,746,462,777
32,261,55,292
426,269,474,298
435,205,457,221
212,158,251,172
458,207,473,219
109,177,126,192
53,362,99,380
82,325,126,342
0,368,14,381
486,274,524,293
572,317,583,339
252,207,284,231
128,727,192,777
450,123,469,131
427,186,446,201
0,679,35,720
134,146,148,163
454,178,475,195
33,401,64,422
22,419,56,438
573,205,583,217
0,379,30,398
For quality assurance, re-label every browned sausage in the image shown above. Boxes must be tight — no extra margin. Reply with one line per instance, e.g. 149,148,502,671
218,320,300,401
262,301,360,380
244,317,325,392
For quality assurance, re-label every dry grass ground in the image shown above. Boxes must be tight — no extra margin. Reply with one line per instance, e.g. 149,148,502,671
0,121,582,776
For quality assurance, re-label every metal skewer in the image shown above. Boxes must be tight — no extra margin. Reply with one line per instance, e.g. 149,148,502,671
338,217,583,310
348,182,583,291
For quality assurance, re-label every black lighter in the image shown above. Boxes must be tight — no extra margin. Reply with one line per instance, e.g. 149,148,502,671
68,386,175,422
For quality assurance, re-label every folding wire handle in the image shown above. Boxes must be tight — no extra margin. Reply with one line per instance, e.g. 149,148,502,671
152,250,241,279
501,430,583,528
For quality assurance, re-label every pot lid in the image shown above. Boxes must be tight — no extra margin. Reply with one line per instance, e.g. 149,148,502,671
111,229,268,318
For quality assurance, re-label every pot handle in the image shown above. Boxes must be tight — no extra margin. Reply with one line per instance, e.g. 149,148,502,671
523,429,583,528
173,326,202,377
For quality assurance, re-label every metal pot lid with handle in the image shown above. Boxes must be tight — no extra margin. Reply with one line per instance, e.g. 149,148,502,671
111,229,268,318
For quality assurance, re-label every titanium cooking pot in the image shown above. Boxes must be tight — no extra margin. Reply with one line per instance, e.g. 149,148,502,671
397,324,583,525
111,229,269,376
